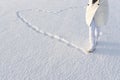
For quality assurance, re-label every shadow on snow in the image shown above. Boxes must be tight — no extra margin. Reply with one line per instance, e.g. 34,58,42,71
95,41,120,56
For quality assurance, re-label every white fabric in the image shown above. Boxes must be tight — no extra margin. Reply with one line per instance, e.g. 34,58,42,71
94,0,109,26
86,0,109,27
86,0,99,26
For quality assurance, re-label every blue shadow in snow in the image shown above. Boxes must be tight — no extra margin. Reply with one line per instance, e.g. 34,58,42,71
95,41,120,56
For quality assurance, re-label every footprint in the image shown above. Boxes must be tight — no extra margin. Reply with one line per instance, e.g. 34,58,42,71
16,7,89,54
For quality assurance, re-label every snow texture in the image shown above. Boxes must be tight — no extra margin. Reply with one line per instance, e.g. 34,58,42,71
0,0,120,80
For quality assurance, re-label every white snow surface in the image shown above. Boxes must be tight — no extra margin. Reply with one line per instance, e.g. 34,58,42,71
0,0,120,80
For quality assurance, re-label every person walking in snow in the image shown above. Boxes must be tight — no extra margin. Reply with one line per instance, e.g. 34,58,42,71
86,0,109,52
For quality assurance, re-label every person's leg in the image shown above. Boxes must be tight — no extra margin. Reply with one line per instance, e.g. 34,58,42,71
88,19,96,52
95,25,100,42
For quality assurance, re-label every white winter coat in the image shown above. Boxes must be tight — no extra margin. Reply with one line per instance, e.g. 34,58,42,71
86,0,109,27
